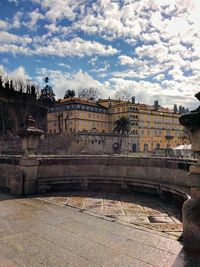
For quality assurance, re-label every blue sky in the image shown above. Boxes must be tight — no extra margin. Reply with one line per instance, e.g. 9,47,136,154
0,0,200,109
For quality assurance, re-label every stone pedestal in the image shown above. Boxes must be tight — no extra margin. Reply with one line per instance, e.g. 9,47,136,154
18,116,43,194
19,157,39,194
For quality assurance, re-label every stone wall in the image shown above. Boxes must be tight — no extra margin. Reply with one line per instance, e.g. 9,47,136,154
0,155,199,199
0,156,22,194
36,156,199,200
37,133,139,155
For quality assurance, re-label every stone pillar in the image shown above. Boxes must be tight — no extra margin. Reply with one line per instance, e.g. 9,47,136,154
19,157,39,194
18,116,43,194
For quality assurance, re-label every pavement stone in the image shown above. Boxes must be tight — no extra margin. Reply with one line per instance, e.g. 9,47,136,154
0,192,199,266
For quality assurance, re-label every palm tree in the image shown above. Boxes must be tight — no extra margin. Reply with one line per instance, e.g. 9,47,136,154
113,116,131,153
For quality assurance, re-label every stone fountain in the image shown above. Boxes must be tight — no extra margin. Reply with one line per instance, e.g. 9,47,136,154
179,92,200,252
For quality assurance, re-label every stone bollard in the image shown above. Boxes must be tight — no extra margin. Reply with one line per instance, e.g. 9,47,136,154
18,116,43,194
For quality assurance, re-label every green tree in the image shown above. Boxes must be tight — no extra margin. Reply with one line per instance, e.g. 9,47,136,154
40,77,55,105
64,89,75,99
113,116,131,153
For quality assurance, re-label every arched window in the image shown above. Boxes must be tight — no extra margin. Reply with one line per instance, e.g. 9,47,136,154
132,144,137,152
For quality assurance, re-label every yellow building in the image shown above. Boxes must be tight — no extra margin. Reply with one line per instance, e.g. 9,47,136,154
47,97,188,153
47,97,109,134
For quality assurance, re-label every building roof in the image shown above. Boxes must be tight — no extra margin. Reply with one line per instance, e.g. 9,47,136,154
53,97,179,115
56,97,107,109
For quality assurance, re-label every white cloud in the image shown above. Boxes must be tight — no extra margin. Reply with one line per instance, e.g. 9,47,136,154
32,0,83,22
35,68,109,99
0,31,32,44
0,44,31,56
1,0,200,110
153,74,165,81
0,20,9,30
35,37,118,57
118,55,135,65
12,12,22,29
26,9,44,29
91,62,109,74
109,77,198,109
0,65,30,81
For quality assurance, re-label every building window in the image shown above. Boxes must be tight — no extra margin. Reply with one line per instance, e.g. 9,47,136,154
144,143,148,152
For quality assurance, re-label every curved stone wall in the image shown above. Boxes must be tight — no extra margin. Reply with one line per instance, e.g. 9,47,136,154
37,156,199,201
0,155,200,201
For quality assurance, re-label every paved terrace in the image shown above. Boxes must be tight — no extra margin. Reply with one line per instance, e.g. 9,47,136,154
0,192,200,267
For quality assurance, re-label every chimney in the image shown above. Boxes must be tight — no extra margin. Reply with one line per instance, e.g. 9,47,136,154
131,96,135,104
174,104,177,113
154,100,159,111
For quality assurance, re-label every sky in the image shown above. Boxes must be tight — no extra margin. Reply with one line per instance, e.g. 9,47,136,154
0,0,200,109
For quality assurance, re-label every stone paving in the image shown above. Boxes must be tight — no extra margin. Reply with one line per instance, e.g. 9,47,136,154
0,192,200,266
40,191,183,239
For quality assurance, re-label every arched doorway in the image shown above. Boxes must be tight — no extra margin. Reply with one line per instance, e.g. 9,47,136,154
156,143,160,149
112,143,120,153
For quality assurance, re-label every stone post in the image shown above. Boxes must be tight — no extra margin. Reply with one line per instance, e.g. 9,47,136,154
19,157,39,194
18,116,43,194
179,99,200,252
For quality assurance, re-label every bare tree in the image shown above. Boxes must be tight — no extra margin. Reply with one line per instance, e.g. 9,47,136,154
114,88,133,101
78,87,100,100
13,78,27,92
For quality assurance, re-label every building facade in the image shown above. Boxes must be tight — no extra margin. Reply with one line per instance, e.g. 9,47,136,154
47,97,188,153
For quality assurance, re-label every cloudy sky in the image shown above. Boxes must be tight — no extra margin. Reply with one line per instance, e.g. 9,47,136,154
0,0,200,109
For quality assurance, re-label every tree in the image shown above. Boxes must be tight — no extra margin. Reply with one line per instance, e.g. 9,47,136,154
64,89,75,99
113,116,131,153
40,77,55,105
165,135,174,157
78,87,100,100
113,88,133,101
